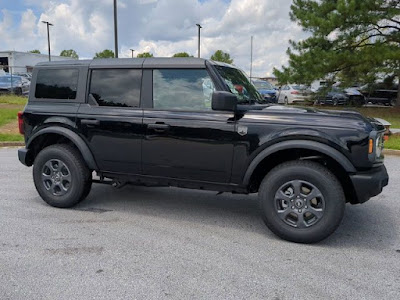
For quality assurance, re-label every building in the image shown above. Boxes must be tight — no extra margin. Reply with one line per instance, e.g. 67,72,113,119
0,51,76,74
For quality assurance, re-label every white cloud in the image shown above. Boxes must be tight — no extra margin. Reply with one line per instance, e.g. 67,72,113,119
0,0,308,76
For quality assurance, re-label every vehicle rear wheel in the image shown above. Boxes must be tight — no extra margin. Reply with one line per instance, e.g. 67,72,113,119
33,144,92,208
259,160,345,243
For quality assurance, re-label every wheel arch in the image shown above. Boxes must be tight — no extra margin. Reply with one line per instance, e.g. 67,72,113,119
26,126,98,170
243,140,358,202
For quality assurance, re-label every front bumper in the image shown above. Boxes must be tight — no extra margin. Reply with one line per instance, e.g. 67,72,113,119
350,165,388,204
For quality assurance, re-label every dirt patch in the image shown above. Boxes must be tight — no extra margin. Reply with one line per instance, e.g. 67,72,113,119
0,103,24,110
0,120,19,134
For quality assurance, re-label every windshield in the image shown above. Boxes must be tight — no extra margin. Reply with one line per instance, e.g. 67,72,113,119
215,66,263,104
0,76,21,84
253,81,275,90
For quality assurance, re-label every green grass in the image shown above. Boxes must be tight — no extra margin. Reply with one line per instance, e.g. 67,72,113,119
317,106,400,128
385,135,400,150
0,108,20,127
0,95,27,105
0,133,24,142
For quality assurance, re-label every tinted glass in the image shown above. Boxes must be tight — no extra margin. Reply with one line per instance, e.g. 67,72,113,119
153,69,215,110
253,80,274,90
35,69,78,99
89,69,142,107
215,66,262,104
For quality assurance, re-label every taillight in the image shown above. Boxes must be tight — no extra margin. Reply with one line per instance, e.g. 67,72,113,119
18,111,24,135
291,91,299,95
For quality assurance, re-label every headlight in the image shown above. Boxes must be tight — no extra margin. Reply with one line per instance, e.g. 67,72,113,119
375,133,384,158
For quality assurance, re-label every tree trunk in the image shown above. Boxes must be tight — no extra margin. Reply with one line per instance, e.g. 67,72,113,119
397,79,400,106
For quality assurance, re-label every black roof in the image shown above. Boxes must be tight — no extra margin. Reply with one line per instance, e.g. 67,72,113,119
36,57,216,68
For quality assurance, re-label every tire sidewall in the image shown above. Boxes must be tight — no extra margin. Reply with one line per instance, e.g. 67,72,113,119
260,163,345,243
33,146,86,208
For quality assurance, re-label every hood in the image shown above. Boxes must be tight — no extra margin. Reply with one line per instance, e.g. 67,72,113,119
238,104,373,131
345,88,363,96
257,89,276,95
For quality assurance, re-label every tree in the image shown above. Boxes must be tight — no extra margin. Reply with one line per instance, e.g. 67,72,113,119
273,0,400,105
60,49,79,59
29,50,41,54
94,49,115,59
137,52,153,58
210,50,233,64
172,52,192,57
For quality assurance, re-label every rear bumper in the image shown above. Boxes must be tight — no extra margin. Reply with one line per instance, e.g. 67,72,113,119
18,148,32,167
350,165,389,204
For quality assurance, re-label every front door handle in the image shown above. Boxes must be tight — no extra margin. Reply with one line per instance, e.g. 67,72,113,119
148,123,170,132
81,119,100,126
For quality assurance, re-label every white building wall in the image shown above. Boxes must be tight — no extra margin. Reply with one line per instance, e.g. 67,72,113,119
0,51,76,74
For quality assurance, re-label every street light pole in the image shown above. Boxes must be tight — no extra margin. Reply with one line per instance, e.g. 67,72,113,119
196,24,202,58
113,0,119,58
130,49,135,58
42,21,53,61
250,35,253,79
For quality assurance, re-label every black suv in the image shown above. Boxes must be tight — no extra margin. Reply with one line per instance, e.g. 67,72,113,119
18,58,388,243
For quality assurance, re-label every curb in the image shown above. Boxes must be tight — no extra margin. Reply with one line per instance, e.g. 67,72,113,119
383,149,400,156
0,142,25,147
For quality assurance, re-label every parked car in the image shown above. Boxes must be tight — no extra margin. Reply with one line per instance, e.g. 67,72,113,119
316,87,349,105
17,58,388,244
344,88,366,106
362,87,397,106
0,75,30,95
252,80,277,103
278,84,311,104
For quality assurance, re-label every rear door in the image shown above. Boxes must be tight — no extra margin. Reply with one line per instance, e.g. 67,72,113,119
142,68,236,183
76,68,144,174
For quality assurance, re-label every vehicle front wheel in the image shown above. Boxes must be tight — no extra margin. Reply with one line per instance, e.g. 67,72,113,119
33,144,92,208
259,161,345,243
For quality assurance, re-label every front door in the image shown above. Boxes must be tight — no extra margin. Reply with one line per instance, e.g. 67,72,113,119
142,68,235,183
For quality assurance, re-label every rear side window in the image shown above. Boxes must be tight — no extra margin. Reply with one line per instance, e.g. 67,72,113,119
89,69,142,108
35,69,79,99
153,69,215,110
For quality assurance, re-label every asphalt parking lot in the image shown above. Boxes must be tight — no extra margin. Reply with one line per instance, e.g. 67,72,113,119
1,148,399,299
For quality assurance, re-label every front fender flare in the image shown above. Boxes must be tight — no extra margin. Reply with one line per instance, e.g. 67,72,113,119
26,126,98,170
242,140,356,186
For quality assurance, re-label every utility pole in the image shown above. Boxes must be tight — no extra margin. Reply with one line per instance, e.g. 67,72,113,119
250,35,253,79
113,0,119,58
42,21,53,61
196,24,202,58
130,49,135,58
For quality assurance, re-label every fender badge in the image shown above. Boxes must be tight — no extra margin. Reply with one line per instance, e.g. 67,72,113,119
237,125,248,136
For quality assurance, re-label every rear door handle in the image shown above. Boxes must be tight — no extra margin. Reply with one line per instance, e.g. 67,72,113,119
148,123,170,132
81,119,100,126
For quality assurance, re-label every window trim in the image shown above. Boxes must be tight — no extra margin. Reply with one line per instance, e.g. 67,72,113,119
87,68,143,109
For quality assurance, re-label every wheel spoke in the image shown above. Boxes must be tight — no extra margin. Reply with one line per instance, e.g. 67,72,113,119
306,188,322,202
292,180,302,196
45,160,55,172
309,207,324,220
276,190,292,202
296,212,307,228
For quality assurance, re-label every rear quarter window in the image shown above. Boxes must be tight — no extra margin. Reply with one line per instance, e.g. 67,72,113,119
35,69,79,99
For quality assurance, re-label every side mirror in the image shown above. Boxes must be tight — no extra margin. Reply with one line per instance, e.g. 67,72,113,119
211,91,237,112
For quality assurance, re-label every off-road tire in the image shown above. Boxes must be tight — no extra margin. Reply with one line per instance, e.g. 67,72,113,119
33,144,92,208
259,160,345,243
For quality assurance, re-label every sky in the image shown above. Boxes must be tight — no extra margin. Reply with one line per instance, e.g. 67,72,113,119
0,0,308,77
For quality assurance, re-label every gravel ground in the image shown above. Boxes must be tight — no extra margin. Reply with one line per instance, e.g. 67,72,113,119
0,148,399,300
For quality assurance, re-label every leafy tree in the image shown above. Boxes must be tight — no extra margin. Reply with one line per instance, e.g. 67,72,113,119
137,52,153,58
94,49,115,59
29,50,41,54
210,50,233,64
273,0,400,105
60,49,79,59
172,52,192,57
